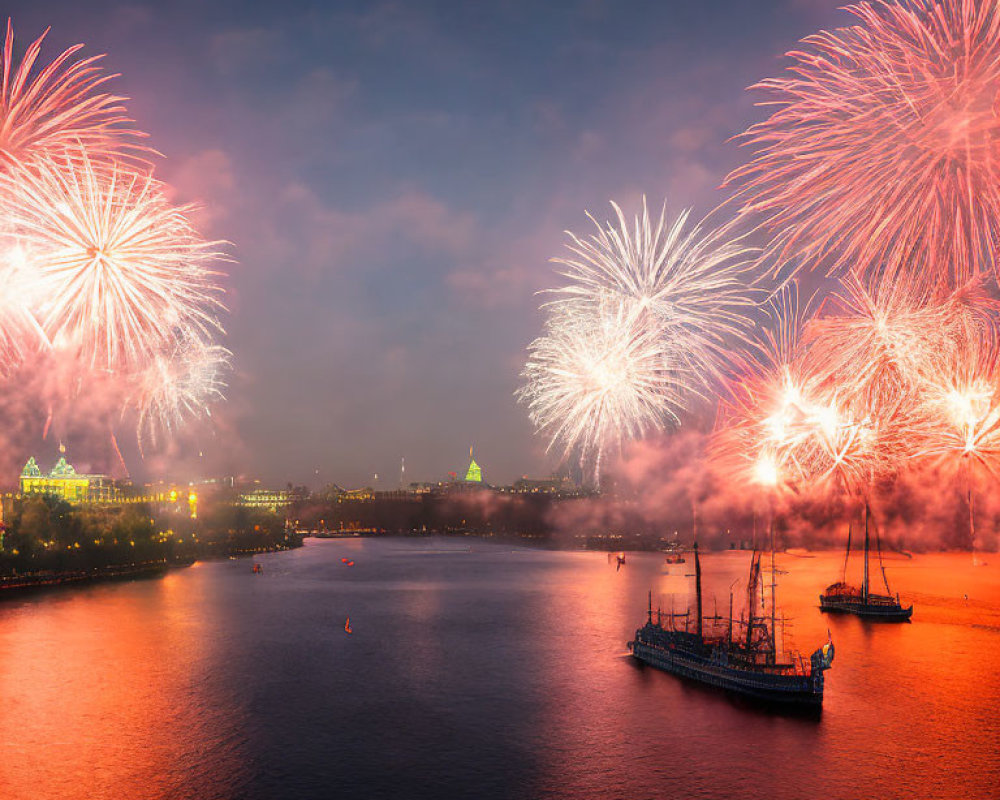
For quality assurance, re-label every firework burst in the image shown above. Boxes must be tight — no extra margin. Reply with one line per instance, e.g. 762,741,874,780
518,303,693,482
549,198,756,383
521,199,757,481
129,337,231,450
714,285,815,489
802,275,950,413
0,18,146,164
0,149,227,372
715,284,897,496
0,21,229,461
729,0,1000,290
915,327,1000,479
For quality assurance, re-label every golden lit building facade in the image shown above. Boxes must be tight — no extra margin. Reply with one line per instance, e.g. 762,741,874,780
238,487,294,513
19,456,124,504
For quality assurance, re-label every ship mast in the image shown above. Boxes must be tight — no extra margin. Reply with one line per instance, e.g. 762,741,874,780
863,501,870,604
728,586,734,649
746,550,760,650
694,541,703,638
769,504,777,664
842,523,852,583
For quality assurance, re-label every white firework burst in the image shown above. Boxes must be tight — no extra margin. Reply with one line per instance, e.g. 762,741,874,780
129,336,231,449
519,199,757,481
518,302,695,483
549,197,756,384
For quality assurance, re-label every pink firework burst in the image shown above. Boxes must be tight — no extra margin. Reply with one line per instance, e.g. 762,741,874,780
0,18,147,164
802,274,949,413
0,149,227,373
729,0,1000,291
915,323,1000,480
715,283,909,496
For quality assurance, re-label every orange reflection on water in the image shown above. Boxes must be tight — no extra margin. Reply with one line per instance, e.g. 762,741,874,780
0,570,246,800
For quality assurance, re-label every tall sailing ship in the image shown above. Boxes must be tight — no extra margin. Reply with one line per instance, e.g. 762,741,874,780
629,543,835,708
820,502,912,621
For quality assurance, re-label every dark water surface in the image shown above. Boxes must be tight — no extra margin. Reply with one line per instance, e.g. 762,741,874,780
1,538,998,800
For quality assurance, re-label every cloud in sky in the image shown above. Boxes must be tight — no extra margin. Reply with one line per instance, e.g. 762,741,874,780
3,0,850,487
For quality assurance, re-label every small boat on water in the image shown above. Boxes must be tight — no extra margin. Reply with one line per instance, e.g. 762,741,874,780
344,617,352,634
630,543,835,708
820,502,912,621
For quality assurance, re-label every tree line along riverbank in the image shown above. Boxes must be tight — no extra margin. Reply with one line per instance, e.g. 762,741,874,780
0,494,302,592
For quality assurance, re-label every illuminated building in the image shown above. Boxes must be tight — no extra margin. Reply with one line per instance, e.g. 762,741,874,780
19,455,125,504
340,488,374,502
238,487,294,513
437,448,490,495
465,457,483,483
460,446,485,484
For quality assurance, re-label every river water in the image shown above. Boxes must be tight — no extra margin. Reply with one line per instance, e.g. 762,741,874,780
0,537,997,800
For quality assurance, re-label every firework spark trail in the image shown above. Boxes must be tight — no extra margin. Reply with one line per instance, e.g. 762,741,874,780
0,18,148,164
728,0,1000,291
0,149,227,373
109,429,128,476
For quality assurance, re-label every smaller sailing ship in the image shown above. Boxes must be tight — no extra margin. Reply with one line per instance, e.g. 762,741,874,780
820,502,912,621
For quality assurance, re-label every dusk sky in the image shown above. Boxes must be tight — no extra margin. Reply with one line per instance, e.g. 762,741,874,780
7,0,849,488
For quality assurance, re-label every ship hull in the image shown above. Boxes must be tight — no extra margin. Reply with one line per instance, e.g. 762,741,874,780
819,595,912,621
629,640,825,707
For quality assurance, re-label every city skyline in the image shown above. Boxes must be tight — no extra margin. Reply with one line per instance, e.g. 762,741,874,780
13,440,561,491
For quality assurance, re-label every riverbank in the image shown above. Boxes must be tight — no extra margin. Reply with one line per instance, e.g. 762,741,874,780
0,559,174,595
0,536,304,598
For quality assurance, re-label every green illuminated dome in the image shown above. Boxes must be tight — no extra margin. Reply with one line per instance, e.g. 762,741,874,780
465,458,482,483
